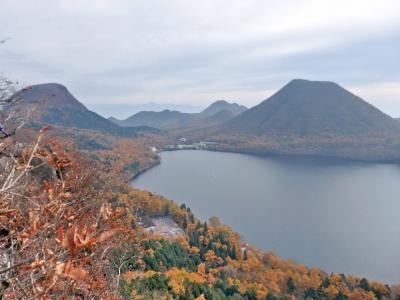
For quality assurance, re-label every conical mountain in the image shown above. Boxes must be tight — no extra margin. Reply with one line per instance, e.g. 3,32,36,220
223,79,400,136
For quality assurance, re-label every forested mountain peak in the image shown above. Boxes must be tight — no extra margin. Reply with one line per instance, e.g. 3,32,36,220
223,79,400,136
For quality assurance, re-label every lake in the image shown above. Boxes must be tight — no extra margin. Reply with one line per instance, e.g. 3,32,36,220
132,150,400,284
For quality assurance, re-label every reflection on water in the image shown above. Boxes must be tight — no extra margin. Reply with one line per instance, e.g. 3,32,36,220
133,150,400,283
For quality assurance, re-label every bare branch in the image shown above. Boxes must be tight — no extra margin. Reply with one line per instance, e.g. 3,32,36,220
0,37,10,44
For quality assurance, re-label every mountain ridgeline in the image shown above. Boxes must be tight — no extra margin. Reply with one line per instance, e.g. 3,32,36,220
8,79,400,161
9,83,159,137
190,79,400,162
222,79,400,137
200,100,247,117
109,100,247,131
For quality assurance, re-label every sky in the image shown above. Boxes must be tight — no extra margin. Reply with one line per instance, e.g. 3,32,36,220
0,0,399,118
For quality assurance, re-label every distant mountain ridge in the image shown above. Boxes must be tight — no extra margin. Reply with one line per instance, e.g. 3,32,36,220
180,79,400,162
6,80,400,162
112,110,193,130
110,100,247,130
222,79,400,136
93,102,203,119
9,83,159,137
199,100,247,117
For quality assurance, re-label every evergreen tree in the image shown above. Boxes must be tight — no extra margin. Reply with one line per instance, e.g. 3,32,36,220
359,278,370,291
244,288,257,300
163,203,170,216
203,222,208,233
196,221,202,230
230,247,237,259
335,292,347,300
188,212,195,223
287,277,296,294
183,218,188,229
243,249,248,260
322,277,330,288
266,293,277,300
305,287,321,299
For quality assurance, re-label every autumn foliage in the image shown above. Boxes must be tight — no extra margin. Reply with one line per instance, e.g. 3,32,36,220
116,190,395,299
0,127,398,299
0,129,131,299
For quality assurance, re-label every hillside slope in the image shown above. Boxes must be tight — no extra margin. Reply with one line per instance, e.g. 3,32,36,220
188,80,400,161
10,83,158,137
111,100,247,131
2,131,396,299
223,79,400,136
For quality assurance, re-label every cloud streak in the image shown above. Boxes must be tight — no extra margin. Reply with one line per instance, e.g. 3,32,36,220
0,0,399,117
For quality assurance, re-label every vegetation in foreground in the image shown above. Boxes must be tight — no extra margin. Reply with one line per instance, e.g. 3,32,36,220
1,127,399,299
0,78,399,299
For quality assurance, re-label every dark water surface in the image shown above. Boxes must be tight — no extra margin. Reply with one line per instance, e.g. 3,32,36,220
133,150,400,283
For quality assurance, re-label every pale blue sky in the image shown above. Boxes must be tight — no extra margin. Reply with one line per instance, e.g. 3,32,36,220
1,0,399,117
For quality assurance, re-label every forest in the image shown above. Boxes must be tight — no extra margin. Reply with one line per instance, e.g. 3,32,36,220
0,73,399,299
1,122,399,299
2,1,400,298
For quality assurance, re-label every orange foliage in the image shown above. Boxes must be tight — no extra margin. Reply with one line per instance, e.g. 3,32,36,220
0,130,132,298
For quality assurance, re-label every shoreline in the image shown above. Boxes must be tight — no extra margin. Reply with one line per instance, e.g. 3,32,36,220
131,146,400,183
209,146,400,165
142,146,400,169
130,147,400,285
129,157,161,182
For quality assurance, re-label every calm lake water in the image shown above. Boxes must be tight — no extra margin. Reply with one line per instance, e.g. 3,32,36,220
133,150,400,284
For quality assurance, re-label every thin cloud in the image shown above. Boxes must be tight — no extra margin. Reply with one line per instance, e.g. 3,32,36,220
0,0,399,116
350,82,400,117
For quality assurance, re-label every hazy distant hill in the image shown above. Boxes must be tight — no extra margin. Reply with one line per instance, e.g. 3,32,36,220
110,100,247,131
199,100,247,117
93,102,203,119
222,79,400,136
9,83,158,137
111,110,193,130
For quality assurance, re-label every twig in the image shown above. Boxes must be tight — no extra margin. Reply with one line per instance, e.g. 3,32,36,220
0,257,34,275
0,130,45,193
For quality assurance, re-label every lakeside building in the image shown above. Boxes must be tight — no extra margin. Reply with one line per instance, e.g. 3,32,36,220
163,141,219,151
177,144,197,150
178,137,187,143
